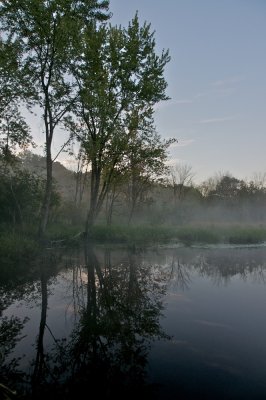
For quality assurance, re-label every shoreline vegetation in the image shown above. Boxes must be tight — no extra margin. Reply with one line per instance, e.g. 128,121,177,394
2,224,266,261
2,156,266,261
72,223,266,246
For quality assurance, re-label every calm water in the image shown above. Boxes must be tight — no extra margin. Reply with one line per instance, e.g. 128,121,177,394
1,244,266,399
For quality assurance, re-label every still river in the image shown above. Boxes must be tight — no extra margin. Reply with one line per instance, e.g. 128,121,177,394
1,244,266,399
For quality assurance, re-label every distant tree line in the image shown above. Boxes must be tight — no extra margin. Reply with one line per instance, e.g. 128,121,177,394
1,150,266,233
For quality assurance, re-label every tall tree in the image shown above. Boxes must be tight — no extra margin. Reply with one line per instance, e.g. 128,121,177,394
0,38,32,164
0,0,110,237
69,14,171,234
123,110,175,223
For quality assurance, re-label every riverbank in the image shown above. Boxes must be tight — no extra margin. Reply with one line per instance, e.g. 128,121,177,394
1,224,266,262
87,223,266,246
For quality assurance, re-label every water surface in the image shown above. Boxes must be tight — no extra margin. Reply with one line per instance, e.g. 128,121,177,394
1,245,266,399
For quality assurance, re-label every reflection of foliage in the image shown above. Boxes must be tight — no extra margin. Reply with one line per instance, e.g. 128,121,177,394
164,248,266,288
0,316,28,389
0,250,64,397
0,249,63,316
25,246,169,399
57,248,169,398
3,246,266,398
195,249,266,286
167,255,191,290
0,264,39,318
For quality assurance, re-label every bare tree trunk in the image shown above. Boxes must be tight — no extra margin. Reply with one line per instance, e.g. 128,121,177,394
127,173,137,225
74,170,82,206
106,190,116,226
128,199,136,225
85,162,100,235
75,156,88,207
38,147,53,238
9,176,24,228
85,155,117,235
79,167,88,206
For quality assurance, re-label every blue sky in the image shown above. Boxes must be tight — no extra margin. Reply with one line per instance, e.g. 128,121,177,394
108,0,266,182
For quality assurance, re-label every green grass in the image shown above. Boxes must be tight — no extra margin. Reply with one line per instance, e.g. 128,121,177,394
175,226,220,246
88,223,266,246
3,222,265,253
226,226,266,244
0,231,39,275
175,224,266,246
90,224,176,244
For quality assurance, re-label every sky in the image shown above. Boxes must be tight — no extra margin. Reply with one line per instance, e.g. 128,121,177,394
108,0,266,183
31,0,266,184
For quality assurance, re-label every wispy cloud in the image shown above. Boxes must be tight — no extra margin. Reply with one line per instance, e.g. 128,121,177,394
194,86,235,100
215,87,236,96
194,75,244,100
199,116,237,124
194,91,209,99
211,75,245,87
174,99,193,104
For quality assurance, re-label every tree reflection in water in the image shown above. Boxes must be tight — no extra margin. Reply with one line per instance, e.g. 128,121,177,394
0,315,28,395
195,248,266,286
164,247,266,289
2,246,266,398
0,249,63,398
28,244,170,399
31,258,48,396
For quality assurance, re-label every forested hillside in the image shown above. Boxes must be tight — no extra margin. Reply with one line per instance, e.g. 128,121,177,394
19,151,87,203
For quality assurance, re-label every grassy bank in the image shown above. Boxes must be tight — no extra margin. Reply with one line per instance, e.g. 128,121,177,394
1,224,266,261
0,232,40,280
90,223,266,246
